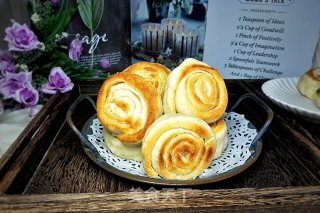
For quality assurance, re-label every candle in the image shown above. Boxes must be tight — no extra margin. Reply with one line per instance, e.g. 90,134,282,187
172,28,199,59
161,18,185,48
141,23,166,55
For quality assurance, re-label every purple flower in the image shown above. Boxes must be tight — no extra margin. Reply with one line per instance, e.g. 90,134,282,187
15,86,39,107
0,50,12,61
0,61,16,76
15,86,40,116
50,0,60,5
0,72,32,99
4,22,40,52
0,50,16,75
40,67,74,94
100,58,110,68
68,38,84,62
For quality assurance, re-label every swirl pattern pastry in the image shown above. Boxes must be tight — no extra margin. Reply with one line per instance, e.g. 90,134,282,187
97,72,163,145
210,118,228,160
103,128,143,162
297,67,320,100
163,58,228,123
123,61,170,98
142,114,216,180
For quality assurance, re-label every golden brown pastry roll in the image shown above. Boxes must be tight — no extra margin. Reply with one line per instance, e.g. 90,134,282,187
163,58,228,123
209,118,228,160
297,67,320,100
123,61,170,98
97,72,163,145
142,114,216,180
103,128,143,162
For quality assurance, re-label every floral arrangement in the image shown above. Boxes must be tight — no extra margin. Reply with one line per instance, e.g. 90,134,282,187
172,0,194,17
0,0,109,117
151,0,193,14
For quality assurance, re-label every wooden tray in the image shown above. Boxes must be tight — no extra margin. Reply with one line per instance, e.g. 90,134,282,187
0,80,319,212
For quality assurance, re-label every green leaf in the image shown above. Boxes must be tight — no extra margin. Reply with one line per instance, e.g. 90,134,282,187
56,0,68,15
77,0,104,31
45,6,77,42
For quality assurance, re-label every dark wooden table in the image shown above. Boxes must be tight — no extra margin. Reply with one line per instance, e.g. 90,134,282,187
0,80,319,212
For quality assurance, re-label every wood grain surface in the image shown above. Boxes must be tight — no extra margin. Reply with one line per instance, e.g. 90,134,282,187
0,80,319,212
0,92,76,194
0,186,319,212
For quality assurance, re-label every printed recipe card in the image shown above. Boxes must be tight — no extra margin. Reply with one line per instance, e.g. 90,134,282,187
203,0,320,79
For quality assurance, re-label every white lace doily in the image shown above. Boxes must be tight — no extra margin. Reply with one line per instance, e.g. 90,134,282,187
87,112,258,178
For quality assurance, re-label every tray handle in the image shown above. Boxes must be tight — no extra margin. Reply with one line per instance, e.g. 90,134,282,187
229,93,274,152
67,94,273,161
66,96,104,162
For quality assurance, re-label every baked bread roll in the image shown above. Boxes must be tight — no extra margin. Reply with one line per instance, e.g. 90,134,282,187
142,114,216,180
163,58,228,123
103,128,143,161
210,118,228,160
97,72,163,145
123,61,170,98
297,67,320,100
